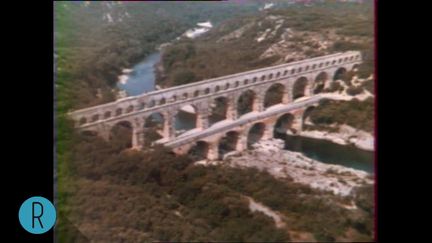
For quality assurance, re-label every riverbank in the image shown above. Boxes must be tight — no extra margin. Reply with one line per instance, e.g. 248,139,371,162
196,139,373,197
297,124,374,151
299,90,375,151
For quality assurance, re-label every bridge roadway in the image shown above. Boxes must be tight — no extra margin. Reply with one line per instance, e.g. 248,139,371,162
163,94,324,149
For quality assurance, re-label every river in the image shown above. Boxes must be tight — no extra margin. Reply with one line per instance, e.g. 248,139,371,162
275,133,374,173
116,52,161,96
117,52,374,174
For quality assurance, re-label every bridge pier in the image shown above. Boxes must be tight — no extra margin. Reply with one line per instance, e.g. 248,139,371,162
226,94,238,120
197,111,209,130
291,110,305,134
95,123,111,141
207,142,219,160
287,85,294,104
163,114,176,139
282,90,290,104
132,128,145,149
253,94,264,112
236,135,248,152
262,121,275,140
131,119,144,149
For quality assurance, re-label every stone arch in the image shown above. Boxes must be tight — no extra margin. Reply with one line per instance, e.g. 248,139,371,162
91,114,100,122
247,122,266,148
104,111,111,119
313,71,328,94
143,112,165,146
138,102,146,110
215,85,221,92
261,75,266,81
159,97,166,105
225,83,230,90
115,108,123,116
205,88,210,94
268,73,273,80
171,95,178,102
273,113,295,137
237,89,256,116
175,104,199,136
79,117,87,125
194,90,200,97
293,77,309,100
302,106,316,129
188,141,209,161
144,112,165,128
244,79,249,85
110,120,133,149
126,105,134,113
148,100,155,108
209,96,228,126
264,83,286,108
352,64,360,72
218,131,239,159
333,67,347,81
183,92,189,99
253,77,258,83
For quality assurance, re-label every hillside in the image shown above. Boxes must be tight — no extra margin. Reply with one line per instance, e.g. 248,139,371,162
55,1,375,242
158,1,373,87
55,1,272,111
157,1,374,134
58,135,373,242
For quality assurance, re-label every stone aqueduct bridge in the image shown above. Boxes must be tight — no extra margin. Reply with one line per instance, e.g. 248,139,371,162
69,51,362,159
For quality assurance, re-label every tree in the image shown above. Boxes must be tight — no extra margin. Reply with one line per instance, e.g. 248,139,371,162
346,86,363,96
173,70,197,85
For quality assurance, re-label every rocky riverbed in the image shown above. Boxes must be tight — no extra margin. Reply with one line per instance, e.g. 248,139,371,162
196,139,373,197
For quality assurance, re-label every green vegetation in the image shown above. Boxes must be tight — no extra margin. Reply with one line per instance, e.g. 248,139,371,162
309,98,374,132
59,132,372,242
55,2,374,242
55,2,268,241
158,1,374,87
362,78,374,93
173,70,197,86
325,81,344,92
346,85,364,96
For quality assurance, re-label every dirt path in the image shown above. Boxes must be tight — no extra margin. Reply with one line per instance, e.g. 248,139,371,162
246,196,285,228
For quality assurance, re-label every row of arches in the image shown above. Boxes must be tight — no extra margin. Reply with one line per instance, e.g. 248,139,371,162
78,63,354,126
77,70,350,142
188,111,307,160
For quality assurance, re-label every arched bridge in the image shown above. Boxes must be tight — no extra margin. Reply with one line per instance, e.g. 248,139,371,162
68,51,362,159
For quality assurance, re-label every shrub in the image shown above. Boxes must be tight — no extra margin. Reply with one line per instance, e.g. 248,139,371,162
346,86,364,96
325,81,343,93
362,79,374,93
173,70,197,85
